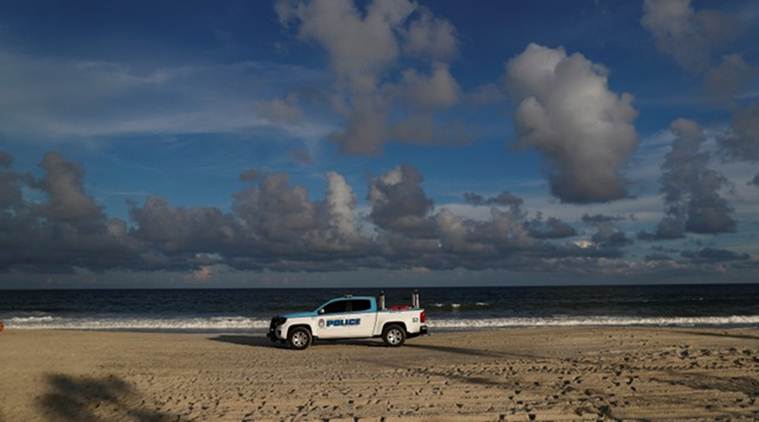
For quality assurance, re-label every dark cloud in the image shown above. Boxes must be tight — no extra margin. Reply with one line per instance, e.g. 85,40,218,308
504,43,638,203
719,103,759,182
0,152,137,273
641,119,736,240
581,214,626,224
129,196,239,254
462,191,524,209
0,151,752,281
368,164,435,236
681,247,750,262
591,224,632,249
524,215,577,239
644,253,673,261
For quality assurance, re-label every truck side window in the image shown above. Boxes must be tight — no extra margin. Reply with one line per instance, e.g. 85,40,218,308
321,300,348,314
349,299,371,312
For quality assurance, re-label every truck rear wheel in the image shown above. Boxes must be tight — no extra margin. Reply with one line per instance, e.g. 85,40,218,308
382,324,406,347
288,327,311,350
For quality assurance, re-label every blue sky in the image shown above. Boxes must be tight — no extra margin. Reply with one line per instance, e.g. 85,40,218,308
1,0,758,287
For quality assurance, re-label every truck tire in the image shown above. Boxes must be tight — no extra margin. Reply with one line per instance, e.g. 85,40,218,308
382,324,406,347
288,327,312,350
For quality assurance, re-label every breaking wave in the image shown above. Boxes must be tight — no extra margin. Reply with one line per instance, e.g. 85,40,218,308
4,315,270,331
5,314,759,331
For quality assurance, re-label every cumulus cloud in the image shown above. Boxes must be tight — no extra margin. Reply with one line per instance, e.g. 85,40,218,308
462,191,524,209
641,0,741,72
524,214,577,239
641,118,736,240
704,54,756,104
368,164,435,235
719,103,759,185
0,152,136,272
2,151,752,279
33,153,106,226
277,0,465,154
325,171,359,241
681,247,750,262
400,63,460,109
504,43,639,203
581,214,626,224
129,196,238,254
402,6,458,61
580,212,632,249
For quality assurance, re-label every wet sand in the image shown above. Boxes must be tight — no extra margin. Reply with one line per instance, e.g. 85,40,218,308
1,327,759,421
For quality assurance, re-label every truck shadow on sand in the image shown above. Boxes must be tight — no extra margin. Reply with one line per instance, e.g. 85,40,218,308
209,334,276,348
208,335,548,361
209,334,391,349
36,373,177,422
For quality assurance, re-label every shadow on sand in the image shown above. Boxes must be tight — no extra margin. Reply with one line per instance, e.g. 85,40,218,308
36,373,176,422
208,334,548,361
209,334,386,349
652,371,759,397
208,334,276,348
404,342,547,360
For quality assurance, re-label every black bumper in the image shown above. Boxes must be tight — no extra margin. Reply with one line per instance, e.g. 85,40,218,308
268,316,287,341
409,325,429,338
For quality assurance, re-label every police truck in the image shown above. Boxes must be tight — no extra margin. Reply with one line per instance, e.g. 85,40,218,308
267,290,428,350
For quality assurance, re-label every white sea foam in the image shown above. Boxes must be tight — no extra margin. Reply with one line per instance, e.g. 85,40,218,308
3,315,269,330
4,314,759,331
430,315,759,329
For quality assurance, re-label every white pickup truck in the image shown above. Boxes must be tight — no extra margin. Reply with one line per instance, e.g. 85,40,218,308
267,291,429,350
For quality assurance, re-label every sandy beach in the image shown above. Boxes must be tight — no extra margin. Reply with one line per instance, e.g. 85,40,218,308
1,327,759,421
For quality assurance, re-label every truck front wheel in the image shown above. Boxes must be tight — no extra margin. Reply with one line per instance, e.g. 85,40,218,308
288,327,312,350
382,324,406,347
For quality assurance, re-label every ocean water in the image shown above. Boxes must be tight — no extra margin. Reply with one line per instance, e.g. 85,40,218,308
2,284,759,332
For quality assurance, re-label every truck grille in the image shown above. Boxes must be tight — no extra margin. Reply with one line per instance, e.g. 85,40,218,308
269,316,286,331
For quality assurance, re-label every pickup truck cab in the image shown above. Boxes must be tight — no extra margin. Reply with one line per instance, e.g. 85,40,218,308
267,293,428,350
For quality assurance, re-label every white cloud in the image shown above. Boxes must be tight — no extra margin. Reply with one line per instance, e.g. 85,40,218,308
402,7,458,61
277,0,465,154
504,43,639,204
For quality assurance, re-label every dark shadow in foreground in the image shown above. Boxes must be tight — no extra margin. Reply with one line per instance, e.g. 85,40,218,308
36,373,177,422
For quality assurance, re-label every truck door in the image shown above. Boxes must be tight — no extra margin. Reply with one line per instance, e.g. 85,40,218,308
314,299,349,339
315,298,376,339
343,299,377,338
